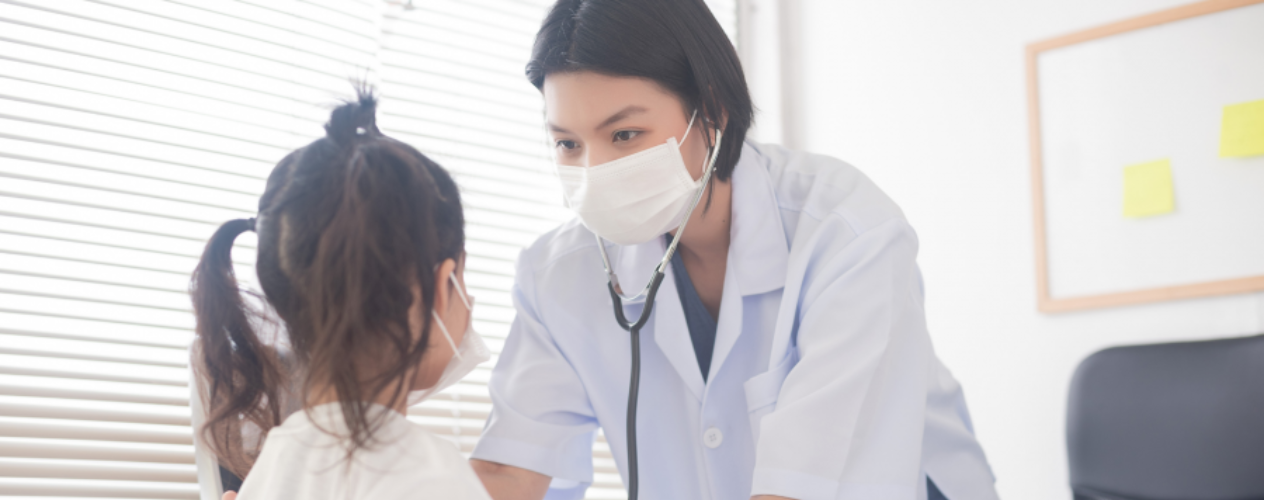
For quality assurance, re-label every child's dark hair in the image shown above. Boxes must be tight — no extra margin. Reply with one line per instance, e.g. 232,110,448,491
189,88,465,475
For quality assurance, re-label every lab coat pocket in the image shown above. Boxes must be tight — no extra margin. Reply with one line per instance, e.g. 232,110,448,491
743,349,798,444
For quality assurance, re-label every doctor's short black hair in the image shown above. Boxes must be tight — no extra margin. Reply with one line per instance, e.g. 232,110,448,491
527,0,754,182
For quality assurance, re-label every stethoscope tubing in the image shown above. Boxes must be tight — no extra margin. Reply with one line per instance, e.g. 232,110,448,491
605,272,663,500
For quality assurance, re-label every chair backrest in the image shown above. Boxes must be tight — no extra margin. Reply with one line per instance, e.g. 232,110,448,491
190,345,226,500
1067,333,1264,500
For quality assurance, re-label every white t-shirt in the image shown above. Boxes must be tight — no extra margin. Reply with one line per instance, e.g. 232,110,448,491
238,402,492,500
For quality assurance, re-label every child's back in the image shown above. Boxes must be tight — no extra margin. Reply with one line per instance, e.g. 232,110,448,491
239,402,489,499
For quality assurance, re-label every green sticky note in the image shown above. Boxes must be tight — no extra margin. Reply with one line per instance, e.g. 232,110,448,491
1220,99,1264,158
1123,159,1174,218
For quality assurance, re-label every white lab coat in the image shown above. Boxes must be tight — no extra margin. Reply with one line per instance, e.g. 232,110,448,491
471,141,998,500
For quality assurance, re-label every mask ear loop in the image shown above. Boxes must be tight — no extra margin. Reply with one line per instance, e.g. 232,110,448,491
432,310,462,358
431,272,469,360
449,273,471,310
679,110,698,145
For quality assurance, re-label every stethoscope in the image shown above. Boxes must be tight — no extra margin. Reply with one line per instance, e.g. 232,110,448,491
594,129,722,500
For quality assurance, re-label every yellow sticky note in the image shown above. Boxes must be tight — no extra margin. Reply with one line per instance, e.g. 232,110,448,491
1220,99,1264,158
1123,159,1174,218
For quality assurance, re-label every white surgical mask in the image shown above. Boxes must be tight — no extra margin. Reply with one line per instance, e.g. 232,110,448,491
556,111,709,246
408,273,490,405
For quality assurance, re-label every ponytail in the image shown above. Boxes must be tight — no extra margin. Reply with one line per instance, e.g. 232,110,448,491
324,89,380,145
190,217,282,476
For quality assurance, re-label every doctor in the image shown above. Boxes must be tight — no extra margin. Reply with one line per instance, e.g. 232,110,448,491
469,1,999,499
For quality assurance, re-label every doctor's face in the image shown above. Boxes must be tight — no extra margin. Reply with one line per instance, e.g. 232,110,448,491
543,71,712,181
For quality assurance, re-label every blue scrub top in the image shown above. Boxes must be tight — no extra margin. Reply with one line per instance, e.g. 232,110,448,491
472,141,998,500
668,237,718,382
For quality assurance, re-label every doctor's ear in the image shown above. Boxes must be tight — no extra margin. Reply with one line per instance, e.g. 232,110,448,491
700,107,728,140
702,119,726,148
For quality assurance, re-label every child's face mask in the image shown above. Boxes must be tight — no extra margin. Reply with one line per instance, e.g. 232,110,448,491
409,272,491,405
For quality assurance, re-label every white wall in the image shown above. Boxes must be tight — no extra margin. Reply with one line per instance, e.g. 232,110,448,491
782,1,1264,499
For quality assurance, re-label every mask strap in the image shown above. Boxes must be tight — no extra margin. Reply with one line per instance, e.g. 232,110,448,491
430,272,470,360
431,310,463,360
449,273,471,310
679,110,698,145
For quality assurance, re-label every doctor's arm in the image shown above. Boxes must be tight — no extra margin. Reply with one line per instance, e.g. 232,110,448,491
751,218,930,500
470,252,602,499
471,459,551,500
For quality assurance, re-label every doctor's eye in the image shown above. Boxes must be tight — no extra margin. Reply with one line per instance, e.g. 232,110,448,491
555,139,578,151
612,130,641,143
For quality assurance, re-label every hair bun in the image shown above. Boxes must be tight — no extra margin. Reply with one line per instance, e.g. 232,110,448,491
325,86,380,144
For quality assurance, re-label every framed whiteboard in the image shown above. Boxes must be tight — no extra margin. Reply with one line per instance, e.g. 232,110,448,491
1027,0,1264,313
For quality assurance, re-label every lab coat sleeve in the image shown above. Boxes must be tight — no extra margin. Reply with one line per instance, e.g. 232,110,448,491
470,250,600,486
750,218,931,500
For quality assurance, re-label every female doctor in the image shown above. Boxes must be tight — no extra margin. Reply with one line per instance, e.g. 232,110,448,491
469,1,999,499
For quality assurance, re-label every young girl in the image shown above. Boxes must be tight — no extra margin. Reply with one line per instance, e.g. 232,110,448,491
190,90,492,499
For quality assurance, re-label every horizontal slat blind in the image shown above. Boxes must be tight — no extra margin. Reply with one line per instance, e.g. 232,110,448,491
0,0,377,498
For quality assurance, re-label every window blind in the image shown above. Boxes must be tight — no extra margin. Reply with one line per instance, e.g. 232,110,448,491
0,1,737,499
0,0,380,497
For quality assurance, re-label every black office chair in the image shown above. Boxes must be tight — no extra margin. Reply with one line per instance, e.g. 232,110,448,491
220,466,243,494
1067,333,1264,500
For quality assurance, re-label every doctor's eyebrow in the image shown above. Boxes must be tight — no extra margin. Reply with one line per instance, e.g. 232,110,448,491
547,105,650,135
595,105,648,130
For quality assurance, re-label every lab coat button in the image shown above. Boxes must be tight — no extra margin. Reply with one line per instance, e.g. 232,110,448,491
703,427,723,449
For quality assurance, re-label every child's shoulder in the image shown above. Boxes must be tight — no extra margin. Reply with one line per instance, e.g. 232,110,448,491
244,407,490,499
366,422,492,498
393,420,468,467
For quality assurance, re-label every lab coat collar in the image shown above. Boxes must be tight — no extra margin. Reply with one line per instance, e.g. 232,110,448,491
652,261,705,400
727,141,790,297
703,142,789,388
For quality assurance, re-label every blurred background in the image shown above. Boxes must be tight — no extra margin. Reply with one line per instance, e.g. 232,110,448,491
0,1,1260,500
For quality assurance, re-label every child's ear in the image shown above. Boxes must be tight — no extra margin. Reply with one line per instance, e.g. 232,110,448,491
433,258,458,314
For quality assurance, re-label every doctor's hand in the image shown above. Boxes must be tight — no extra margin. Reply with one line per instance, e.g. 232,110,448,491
222,492,237,500
471,459,550,500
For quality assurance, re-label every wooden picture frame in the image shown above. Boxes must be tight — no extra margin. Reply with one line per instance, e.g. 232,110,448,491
1026,0,1264,313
